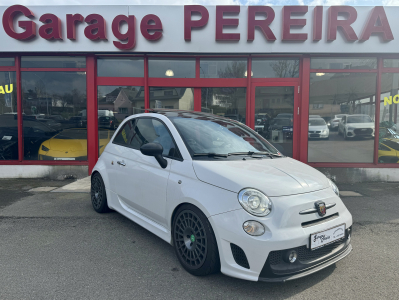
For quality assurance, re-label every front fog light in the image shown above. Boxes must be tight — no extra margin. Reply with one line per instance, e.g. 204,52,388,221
284,250,298,263
243,221,265,236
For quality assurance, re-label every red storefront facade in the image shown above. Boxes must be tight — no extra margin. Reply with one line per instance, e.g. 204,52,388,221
0,5,398,179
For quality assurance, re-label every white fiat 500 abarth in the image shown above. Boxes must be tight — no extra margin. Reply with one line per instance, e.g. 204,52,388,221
91,110,352,282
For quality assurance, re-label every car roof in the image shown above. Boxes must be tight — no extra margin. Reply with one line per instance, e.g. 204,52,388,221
130,109,244,124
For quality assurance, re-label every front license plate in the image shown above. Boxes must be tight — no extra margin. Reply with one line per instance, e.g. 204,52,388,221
310,223,346,250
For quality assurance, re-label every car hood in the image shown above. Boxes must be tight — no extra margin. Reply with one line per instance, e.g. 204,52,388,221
192,157,330,197
47,139,86,152
309,125,327,131
346,123,375,128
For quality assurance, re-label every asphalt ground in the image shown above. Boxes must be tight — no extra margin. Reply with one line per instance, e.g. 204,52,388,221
0,179,398,300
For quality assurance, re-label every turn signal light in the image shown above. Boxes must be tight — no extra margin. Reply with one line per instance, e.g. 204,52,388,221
243,221,265,236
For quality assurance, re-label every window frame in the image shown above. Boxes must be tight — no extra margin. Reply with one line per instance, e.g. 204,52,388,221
303,55,399,168
0,53,397,172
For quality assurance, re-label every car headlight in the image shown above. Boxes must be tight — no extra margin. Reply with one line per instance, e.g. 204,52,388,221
328,178,339,196
238,188,272,217
41,145,50,152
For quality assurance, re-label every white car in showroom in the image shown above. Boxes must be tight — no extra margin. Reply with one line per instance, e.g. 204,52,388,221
329,114,347,131
338,114,375,140
91,110,352,282
308,117,330,140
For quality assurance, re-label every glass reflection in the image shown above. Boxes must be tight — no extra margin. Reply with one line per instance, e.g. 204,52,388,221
148,59,195,78
21,56,86,68
150,87,194,110
308,72,377,163
0,72,18,160
97,86,144,156
252,59,299,78
0,58,15,67
311,58,377,70
97,58,144,77
201,88,246,124
200,59,247,78
21,72,87,160
254,86,294,157
383,59,399,68
379,73,399,164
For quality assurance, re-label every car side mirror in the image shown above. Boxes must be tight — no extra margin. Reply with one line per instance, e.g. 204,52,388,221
140,143,168,169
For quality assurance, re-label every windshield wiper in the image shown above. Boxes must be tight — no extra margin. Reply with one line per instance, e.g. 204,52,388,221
228,151,282,157
193,153,229,158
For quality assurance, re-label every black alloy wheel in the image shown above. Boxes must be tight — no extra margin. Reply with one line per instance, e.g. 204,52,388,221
91,173,110,213
173,205,220,276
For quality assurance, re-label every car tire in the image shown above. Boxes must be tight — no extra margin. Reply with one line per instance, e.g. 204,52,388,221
91,172,110,213
172,204,220,276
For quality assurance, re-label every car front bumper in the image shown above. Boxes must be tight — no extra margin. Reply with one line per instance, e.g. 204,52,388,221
308,133,329,139
208,189,353,282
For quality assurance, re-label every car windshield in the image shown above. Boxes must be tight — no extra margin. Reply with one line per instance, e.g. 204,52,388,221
347,116,373,123
309,119,326,126
335,114,345,119
168,115,279,156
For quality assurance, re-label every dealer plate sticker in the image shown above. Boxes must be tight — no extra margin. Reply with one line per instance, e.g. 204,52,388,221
310,224,345,250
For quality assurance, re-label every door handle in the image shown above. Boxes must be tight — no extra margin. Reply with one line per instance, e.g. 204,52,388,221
117,160,126,166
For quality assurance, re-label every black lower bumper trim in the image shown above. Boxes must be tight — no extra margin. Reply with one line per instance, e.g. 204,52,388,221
258,244,352,282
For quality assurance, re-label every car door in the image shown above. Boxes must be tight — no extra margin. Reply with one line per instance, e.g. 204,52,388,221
112,117,180,228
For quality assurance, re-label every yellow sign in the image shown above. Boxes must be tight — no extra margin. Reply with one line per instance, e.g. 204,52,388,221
384,94,399,106
0,84,13,94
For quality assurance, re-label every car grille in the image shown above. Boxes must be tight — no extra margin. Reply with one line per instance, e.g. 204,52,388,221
268,239,345,265
308,131,321,133
354,128,373,135
309,134,320,138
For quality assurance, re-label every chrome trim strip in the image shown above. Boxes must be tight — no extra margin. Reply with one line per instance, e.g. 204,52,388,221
299,203,336,215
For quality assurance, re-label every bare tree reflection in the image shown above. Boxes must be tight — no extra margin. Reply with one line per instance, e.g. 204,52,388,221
271,60,299,78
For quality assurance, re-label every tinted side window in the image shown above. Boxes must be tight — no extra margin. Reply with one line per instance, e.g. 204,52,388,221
113,120,136,146
132,118,178,157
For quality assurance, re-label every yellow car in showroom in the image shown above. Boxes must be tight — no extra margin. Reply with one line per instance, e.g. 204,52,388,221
38,128,113,160
378,138,399,163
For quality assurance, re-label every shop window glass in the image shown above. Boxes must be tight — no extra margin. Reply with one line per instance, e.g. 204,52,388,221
200,59,247,78
252,59,299,78
378,73,399,164
311,58,377,70
98,86,144,156
150,87,194,110
383,59,399,68
254,86,294,157
21,72,87,161
0,72,18,160
201,88,246,124
97,58,144,77
148,59,195,78
21,56,86,68
0,58,15,67
308,72,377,163
113,119,135,147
